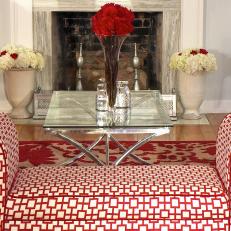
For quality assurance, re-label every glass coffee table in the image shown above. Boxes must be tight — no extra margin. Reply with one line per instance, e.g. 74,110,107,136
43,90,173,166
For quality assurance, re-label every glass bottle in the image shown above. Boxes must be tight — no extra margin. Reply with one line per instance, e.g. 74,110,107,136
114,108,131,126
115,81,131,108
96,82,108,111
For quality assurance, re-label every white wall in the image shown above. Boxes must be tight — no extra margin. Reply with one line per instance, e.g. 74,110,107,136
181,0,203,48
0,0,11,111
0,0,32,112
201,0,231,113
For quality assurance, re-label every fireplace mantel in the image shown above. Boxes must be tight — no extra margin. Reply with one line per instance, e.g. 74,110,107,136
33,0,180,12
33,0,181,93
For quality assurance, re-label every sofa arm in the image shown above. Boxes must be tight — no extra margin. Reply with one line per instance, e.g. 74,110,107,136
216,113,231,193
0,143,7,229
0,113,19,191
0,113,19,228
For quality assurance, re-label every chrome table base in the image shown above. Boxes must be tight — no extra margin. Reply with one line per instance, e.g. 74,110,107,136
52,127,170,166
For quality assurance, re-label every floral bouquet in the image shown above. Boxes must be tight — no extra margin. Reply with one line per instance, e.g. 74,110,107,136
0,44,44,71
169,48,217,75
92,3,134,108
92,3,134,36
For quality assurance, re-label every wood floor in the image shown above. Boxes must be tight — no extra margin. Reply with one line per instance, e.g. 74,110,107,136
16,113,227,141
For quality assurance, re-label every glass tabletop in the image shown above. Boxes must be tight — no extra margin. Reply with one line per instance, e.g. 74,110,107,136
44,90,172,130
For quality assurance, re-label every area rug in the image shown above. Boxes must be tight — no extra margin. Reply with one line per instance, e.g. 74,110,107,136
19,140,216,168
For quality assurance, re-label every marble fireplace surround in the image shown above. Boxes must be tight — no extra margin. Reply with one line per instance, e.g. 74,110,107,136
0,1,204,112
33,0,181,94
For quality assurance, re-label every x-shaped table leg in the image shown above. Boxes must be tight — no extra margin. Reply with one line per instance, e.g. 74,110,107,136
109,135,151,165
113,128,170,166
57,132,105,166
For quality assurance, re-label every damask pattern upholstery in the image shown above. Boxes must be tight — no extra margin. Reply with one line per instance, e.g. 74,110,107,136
0,112,231,230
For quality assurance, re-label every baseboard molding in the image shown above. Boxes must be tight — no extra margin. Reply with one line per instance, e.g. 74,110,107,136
201,100,231,113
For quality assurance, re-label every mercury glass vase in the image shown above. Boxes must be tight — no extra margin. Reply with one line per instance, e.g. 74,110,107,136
97,35,127,110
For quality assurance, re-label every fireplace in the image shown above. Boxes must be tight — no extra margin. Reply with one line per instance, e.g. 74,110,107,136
33,0,181,94
52,12,162,91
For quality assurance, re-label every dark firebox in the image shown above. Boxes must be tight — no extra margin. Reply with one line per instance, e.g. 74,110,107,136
52,12,162,91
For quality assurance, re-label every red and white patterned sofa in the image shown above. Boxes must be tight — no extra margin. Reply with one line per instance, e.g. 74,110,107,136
0,112,230,231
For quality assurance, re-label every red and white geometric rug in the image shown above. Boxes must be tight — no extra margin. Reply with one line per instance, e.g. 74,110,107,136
19,140,216,168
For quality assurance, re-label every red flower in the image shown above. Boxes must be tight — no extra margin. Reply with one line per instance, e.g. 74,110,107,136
10,53,18,59
0,50,7,56
92,3,134,36
190,50,198,55
199,48,208,55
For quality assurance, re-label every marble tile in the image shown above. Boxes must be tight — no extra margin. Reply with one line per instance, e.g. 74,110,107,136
33,11,53,90
162,10,181,93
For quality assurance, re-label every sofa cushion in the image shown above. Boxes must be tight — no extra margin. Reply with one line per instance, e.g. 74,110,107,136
4,219,230,231
5,165,229,221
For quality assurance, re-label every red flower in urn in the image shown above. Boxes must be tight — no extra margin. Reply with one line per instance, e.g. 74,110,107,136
92,4,134,109
199,48,208,55
0,50,7,56
10,53,18,60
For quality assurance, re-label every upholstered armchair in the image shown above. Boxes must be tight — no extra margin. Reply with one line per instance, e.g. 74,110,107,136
0,112,230,230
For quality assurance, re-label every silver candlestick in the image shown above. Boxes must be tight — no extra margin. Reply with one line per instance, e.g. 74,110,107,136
76,43,84,90
133,43,140,91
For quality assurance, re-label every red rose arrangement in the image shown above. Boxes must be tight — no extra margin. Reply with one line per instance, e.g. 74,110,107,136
91,3,134,109
0,50,18,59
92,3,134,36
178,49,209,56
190,49,208,56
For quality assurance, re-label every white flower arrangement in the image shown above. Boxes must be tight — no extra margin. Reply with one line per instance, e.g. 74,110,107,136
169,48,217,75
0,44,44,71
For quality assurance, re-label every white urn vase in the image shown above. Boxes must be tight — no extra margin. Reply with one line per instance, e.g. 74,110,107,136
4,69,35,119
178,72,206,120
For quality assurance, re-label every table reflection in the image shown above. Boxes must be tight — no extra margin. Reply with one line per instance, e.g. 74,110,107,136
96,108,131,127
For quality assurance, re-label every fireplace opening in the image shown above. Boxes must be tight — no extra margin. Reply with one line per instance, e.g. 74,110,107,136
52,12,163,91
